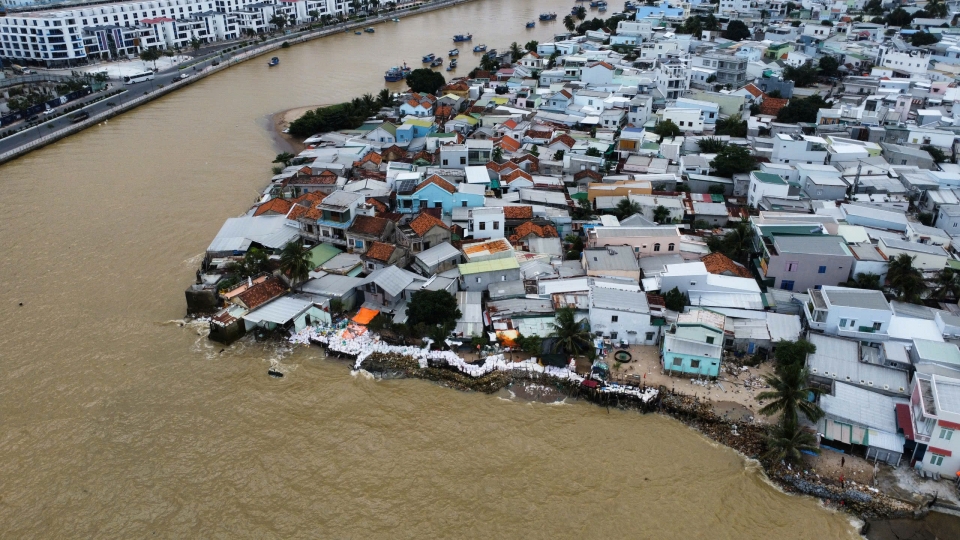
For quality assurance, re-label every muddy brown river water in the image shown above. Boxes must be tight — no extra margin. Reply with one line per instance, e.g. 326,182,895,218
0,1,862,537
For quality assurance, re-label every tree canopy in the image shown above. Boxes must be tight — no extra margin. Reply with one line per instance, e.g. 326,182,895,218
818,56,839,77
911,32,940,47
406,289,462,328
722,20,751,42
406,68,446,95
921,144,948,163
710,145,756,178
715,114,747,138
776,95,831,124
654,119,682,139
288,99,381,137
783,63,819,87
664,287,688,312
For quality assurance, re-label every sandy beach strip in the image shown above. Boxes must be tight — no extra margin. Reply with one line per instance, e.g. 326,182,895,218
270,104,331,152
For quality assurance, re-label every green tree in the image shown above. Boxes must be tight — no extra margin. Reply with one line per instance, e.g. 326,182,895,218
772,339,817,372
573,6,586,21
492,146,503,162
910,32,940,47
563,15,576,32
585,147,602,157
269,14,288,30
783,63,820,87
509,41,523,62
570,198,595,220
776,95,831,124
517,333,543,355
706,217,754,263
229,246,269,278
921,144,947,163
553,149,565,161
377,88,393,107
406,289,462,328
764,419,820,465
697,137,728,153
710,145,756,177
925,0,948,18
931,268,960,301
524,40,539,52
190,37,201,53
885,8,913,27
886,253,925,303
273,152,295,167
654,119,682,139
715,113,747,137
757,364,824,424
405,68,446,95
613,197,641,220
550,307,593,357
664,287,688,312
329,298,344,317
818,56,840,77
280,239,312,291
722,20,751,41
308,9,320,21
653,205,671,224
840,272,882,290
703,14,719,31
675,16,702,36
139,47,162,70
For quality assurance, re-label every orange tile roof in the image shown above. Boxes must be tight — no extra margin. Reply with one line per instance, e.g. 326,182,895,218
502,169,533,183
416,174,456,194
549,133,577,149
357,151,383,166
236,276,286,310
408,212,449,237
502,119,519,130
500,135,522,152
743,83,763,98
366,198,388,213
349,215,391,236
597,61,614,70
503,206,533,220
486,161,504,172
253,198,293,217
290,191,327,205
510,221,558,243
364,241,397,262
700,252,753,279
759,96,789,116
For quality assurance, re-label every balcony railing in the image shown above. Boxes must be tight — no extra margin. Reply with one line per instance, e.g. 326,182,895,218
837,326,888,342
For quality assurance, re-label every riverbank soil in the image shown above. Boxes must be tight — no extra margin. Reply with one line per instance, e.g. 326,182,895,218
803,448,877,487
877,465,960,506
270,105,328,153
866,511,960,540
610,344,777,420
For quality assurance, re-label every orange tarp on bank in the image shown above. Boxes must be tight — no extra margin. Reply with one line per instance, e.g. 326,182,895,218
352,307,380,325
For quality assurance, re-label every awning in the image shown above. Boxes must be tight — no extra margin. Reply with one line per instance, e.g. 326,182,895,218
352,307,380,325
939,419,960,430
929,446,953,458
895,403,914,440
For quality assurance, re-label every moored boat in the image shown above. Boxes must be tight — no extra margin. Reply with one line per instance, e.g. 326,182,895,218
473,44,487,52
422,53,436,62
354,30,362,35
485,49,497,58
430,57,444,67
267,56,279,66
364,27,375,33
384,65,406,82
449,48,459,56
526,21,535,28
539,12,557,21
391,18,400,22
453,33,472,42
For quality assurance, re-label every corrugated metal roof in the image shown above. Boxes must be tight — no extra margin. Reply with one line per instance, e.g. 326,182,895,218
807,334,909,394
358,266,425,297
765,312,802,342
663,334,722,358
243,296,313,325
821,381,907,434
591,286,649,313
301,274,363,297
773,234,851,256
459,257,521,275
583,247,639,272
688,291,764,310
207,216,300,253
414,242,461,267
455,291,484,337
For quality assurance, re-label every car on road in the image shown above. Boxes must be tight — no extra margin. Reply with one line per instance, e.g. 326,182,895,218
69,112,89,123
42,109,57,116
26,115,39,122
211,59,220,66
178,73,190,80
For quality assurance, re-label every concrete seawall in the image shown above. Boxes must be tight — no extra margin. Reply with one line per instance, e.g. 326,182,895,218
0,0,479,166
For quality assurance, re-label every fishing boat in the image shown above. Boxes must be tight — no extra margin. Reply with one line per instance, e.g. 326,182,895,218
364,27,375,33
267,368,284,378
391,18,400,22
485,49,497,58
599,4,606,11
473,44,487,52
539,12,557,21
267,56,279,66
589,0,606,7
354,30,362,35
453,33,472,42
448,59,458,68
526,21,535,28
384,64,410,82
422,53,436,62
449,48,459,56
430,57,444,67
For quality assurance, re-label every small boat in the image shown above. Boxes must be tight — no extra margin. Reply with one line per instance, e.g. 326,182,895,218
430,57,443,67
453,33,472,42
422,53,435,63
354,30,362,35
473,44,487,52
449,48,459,56
267,56,279,66
599,4,606,11
539,12,557,21
485,49,497,58
268,368,284,378
364,27,375,33
589,0,606,7
391,18,400,22
526,21,535,28
450,58,458,67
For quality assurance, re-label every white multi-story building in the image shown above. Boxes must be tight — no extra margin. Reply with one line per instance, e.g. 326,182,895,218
718,0,756,16
902,373,960,478
655,54,690,100
770,133,829,165
877,46,931,76
0,0,346,65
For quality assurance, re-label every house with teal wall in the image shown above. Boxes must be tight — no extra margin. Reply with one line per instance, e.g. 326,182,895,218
661,309,725,378
396,175,484,214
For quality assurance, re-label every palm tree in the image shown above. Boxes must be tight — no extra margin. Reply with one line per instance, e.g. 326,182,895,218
273,152,295,167
926,0,948,18
377,88,393,107
614,197,641,220
550,307,593,357
509,41,523,62
280,239,312,291
931,268,960,301
361,93,377,112
563,15,576,32
653,205,671,224
757,364,823,425
886,253,925,303
269,14,287,31
573,6,586,21
841,272,881,290
764,419,819,465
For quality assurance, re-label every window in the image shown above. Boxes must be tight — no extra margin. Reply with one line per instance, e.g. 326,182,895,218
930,453,944,466
780,280,795,291
839,318,848,327
442,159,448,166
611,315,619,323
705,336,714,344
479,222,486,230
940,428,954,441
672,358,682,366
668,243,675,251
786,261,799,272
610,332,618,339
818,266,826,274
849,320,856,328
462,201,468,207
645,332,655,341
459,157,466,165
872,322,882,331
354,240,363,248
690,360,701,369
476,277,481,283
493,222,499,230
654,243,661,252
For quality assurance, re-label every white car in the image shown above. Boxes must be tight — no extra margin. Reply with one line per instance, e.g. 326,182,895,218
42,109,57,116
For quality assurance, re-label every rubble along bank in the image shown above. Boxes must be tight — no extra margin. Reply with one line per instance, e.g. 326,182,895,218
354,350,920,523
